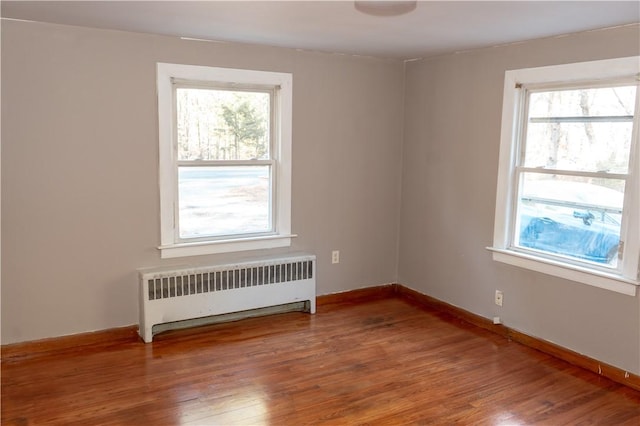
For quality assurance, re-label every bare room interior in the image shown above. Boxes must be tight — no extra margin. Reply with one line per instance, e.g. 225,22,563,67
2,1,640,424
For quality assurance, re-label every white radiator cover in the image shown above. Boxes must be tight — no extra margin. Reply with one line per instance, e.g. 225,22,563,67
138,254,316,342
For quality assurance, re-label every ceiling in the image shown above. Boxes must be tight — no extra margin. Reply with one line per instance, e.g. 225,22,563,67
2,1,639,60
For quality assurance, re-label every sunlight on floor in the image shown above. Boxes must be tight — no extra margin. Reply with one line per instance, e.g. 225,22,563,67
493,411,525,426
178,385,269,425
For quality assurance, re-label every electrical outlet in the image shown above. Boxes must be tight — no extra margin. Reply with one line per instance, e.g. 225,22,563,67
332,250,340,264
495,290,503,307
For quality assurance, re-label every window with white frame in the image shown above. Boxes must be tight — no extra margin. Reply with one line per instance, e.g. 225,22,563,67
157,63,294,258
491,57,640,295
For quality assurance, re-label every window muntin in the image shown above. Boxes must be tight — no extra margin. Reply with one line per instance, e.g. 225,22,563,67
512,84,636,270
491,57,640,295
157,63,293,258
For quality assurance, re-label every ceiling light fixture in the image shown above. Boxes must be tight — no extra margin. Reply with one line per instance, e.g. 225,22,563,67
354,1,417,17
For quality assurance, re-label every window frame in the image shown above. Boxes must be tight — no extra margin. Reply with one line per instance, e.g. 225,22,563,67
490,57,640,296
157,63,294,259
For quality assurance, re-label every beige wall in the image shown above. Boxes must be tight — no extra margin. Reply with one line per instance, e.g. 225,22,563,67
399,24,640,374
1,20,404,343
2,18,639,376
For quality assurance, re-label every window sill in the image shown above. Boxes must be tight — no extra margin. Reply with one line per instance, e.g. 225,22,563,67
486,247,638,296
159,234,297,259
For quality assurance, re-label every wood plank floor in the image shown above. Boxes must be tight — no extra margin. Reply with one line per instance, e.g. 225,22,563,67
3,297,640,425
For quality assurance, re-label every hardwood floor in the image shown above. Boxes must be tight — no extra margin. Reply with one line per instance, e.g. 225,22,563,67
3,296,640,425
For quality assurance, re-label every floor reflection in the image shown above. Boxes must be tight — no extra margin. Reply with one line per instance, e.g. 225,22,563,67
492,411,525,425
178,384,268,425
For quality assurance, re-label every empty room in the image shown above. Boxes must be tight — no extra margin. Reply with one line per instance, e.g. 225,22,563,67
2,1,640,424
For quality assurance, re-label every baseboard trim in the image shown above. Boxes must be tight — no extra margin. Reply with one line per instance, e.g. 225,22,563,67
3,284,639,392
392,284,640,392
316,284,396,307
1,326,139,362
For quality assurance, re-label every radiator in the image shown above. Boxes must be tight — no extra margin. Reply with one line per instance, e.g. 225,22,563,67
138,254,316,342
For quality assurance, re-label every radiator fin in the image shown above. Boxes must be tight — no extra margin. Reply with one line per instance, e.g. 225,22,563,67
147,260,313,301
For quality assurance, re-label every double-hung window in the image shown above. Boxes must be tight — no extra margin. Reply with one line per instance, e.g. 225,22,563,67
157,63,293,258
491,57,640,295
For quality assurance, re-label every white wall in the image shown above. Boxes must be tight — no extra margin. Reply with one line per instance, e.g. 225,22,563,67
1,20,405,344
399,24,640,374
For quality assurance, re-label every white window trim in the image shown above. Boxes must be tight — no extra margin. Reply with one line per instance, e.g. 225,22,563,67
489,56,640,296
157,63,294,258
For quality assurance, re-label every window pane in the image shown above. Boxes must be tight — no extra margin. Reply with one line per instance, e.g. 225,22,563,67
515,173,624,267
176,88,270,161
528,86,636,117
524,86,636,173
178,166,271,239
